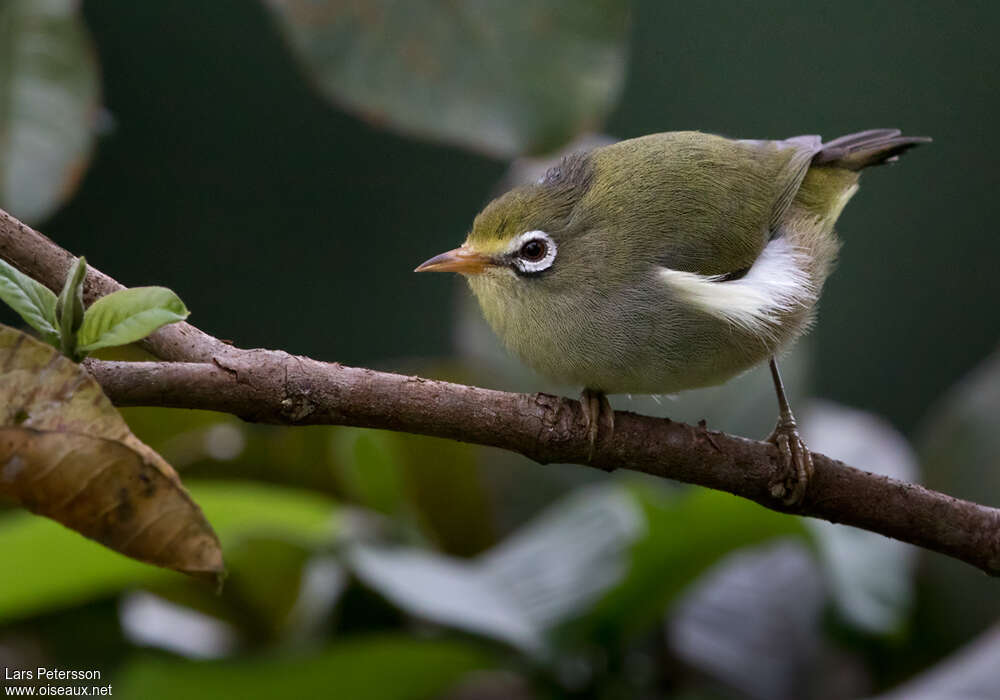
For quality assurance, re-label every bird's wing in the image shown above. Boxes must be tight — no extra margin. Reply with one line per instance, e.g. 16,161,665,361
584,132,822,277
759,134,823,232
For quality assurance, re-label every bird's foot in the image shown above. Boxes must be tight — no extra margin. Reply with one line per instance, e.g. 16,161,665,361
766,416,814,507
580,388,614,463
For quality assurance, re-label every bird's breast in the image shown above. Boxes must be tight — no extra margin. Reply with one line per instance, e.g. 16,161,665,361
468,266,807,395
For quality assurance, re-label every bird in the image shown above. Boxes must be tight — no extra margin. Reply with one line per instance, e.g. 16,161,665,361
415,129,929,505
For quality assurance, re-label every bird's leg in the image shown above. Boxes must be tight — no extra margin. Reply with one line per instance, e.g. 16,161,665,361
766,357,814,506
580,388,614,462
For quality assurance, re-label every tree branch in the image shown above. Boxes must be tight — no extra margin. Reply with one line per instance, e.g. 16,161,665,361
3,207,1000,575
0,209,235,363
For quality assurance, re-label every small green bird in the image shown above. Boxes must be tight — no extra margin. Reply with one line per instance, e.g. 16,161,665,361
416,129,928,504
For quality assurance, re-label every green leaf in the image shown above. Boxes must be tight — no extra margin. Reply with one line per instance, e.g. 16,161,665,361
77,286,189,352
0,0,100,224
115,635,495,700
56,254,86,357
0,480,339,623
265,0,629,157
0,257,58,341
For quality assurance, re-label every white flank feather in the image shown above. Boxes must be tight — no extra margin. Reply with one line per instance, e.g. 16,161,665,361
658,237,815,338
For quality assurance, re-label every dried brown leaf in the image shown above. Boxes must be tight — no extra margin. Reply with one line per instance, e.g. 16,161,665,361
0,325,222,580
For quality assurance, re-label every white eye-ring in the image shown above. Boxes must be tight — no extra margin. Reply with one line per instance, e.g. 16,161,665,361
509,230,557,274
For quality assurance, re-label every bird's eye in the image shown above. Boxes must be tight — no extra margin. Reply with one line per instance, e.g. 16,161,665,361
519,239,547,262
509,230,556,275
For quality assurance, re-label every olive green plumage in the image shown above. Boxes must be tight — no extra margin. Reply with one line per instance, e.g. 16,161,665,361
453,129,927,395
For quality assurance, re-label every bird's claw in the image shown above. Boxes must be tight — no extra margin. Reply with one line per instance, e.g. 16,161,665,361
766,418,814,506
581,389,614,463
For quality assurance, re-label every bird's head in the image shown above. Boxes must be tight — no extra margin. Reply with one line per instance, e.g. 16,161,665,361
415,151,649,381
415,152,596,300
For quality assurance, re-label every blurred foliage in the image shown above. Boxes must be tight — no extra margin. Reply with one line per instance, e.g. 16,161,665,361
667,541,825,700
912,347,1000,666
920,346,1000,505
555,486,804,651
333,427,497,556
115,636,496,700
0,0,99,224
0,481,337,623
800,401,918,636
1,0,999,698
265,0,628,157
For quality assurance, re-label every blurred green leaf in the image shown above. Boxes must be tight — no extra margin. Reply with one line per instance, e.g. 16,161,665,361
119,591,239,659
479,484,644,632
138,535,331,646
394,433,496,556
561,484,806,647
0,511,167,624
120,407,248,471
344,483,805,657
343,484,645,654
915,347,1000,654
332,428,409,517
0,0,99,223
919,347,1000,504
0,481,339,622
348,545,544,653
120,408,345,497
332,428,496,555
668,541,824,700
119,406,234,453
179,481,341,549
800,400,918,636
0,257,59,342
871,622,1000,700
77,286,189,353
264,0,628,157
114,635,495,700
220,536,315,638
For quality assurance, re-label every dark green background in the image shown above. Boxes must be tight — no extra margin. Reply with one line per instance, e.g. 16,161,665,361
41,0,1000,433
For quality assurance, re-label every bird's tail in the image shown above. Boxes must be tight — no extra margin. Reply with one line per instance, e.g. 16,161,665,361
813,129,931,170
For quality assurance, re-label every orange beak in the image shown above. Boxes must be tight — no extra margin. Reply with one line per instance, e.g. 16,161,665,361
414,246,493,275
